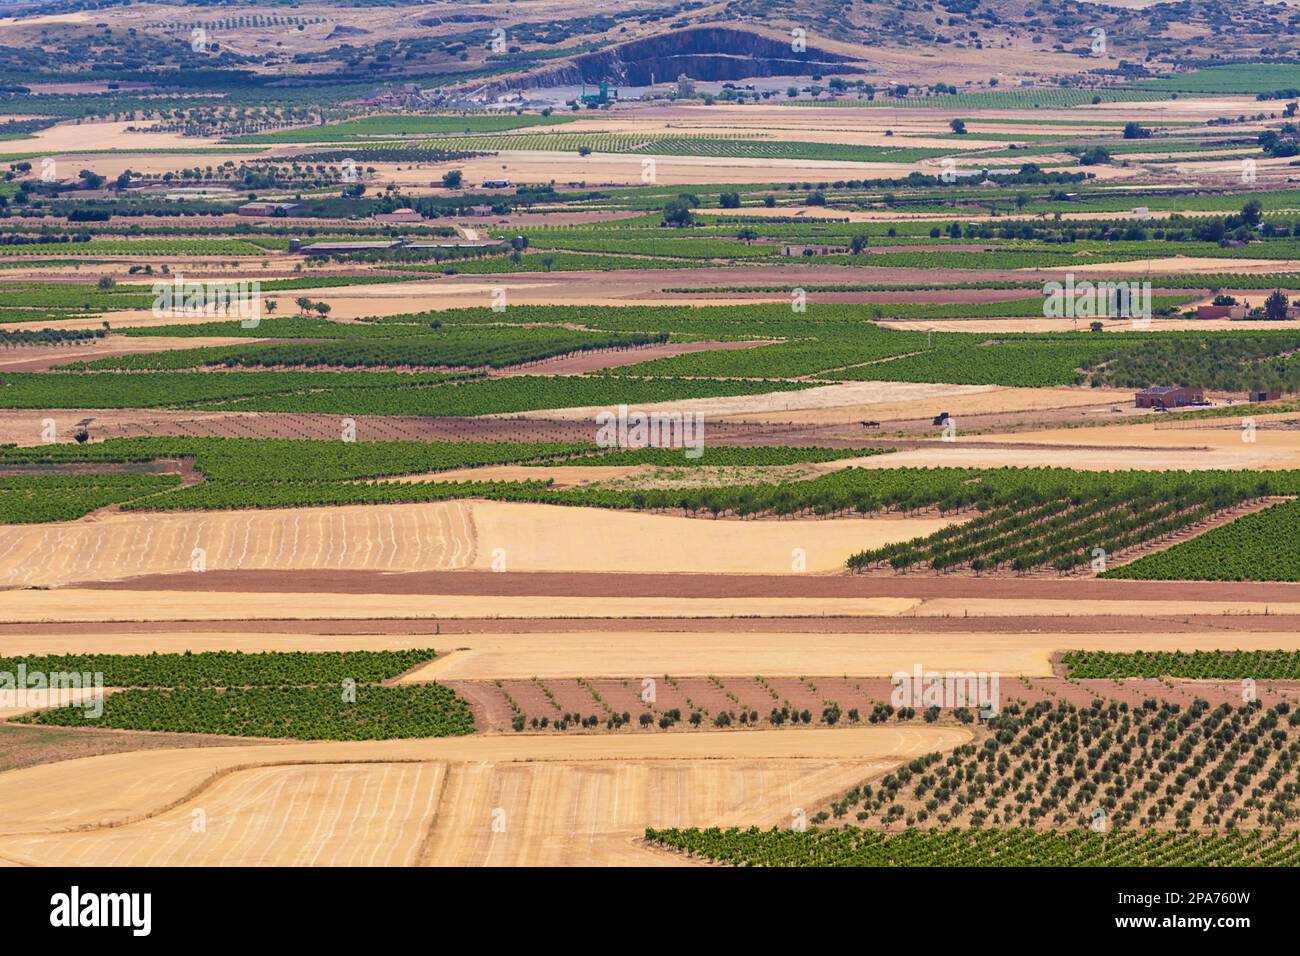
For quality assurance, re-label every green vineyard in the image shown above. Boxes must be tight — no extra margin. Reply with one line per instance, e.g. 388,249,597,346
646,826,1300,866
848,483,1254,574
1062,649,1300,680
22,683,476,740
1102,499,1300,582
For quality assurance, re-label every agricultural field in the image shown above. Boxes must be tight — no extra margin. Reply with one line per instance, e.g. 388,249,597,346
2,2,1300,916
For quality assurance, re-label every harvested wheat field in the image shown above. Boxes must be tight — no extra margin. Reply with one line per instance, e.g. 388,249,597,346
398,629,1300,682
10,624,1300,676
0,501,961,587
0,727,965,867
845,435,1297,472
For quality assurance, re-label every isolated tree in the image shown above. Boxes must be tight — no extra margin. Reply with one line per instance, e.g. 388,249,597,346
950,118,967,135
661,198,694,227
1264,289,1289,321
441,169,463,188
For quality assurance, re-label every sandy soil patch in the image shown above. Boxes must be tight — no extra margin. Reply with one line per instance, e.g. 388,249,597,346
404,151,924,188
0,500,962,587
510,380,992,422
844,424,1300,471
971,418,1300,470
0,11,94,28
0,726,966,866
10,151,273,182
717,384,1133,425
228,278,558,320
22,120,225,154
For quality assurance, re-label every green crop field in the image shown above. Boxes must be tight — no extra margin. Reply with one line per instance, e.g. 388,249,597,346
646,826,1300,866
227,112,576,143
848,482,1253,574
1062,649,1300,679
22,683,475,740
0,473,181,522
0,650,437,687
1135,64,1300,95
1101,498,1300,581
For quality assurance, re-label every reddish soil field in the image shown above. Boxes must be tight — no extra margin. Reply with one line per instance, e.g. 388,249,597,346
76,568,1300,604
452,676,1300,733
4,615,1296,638
0,406,1176,445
